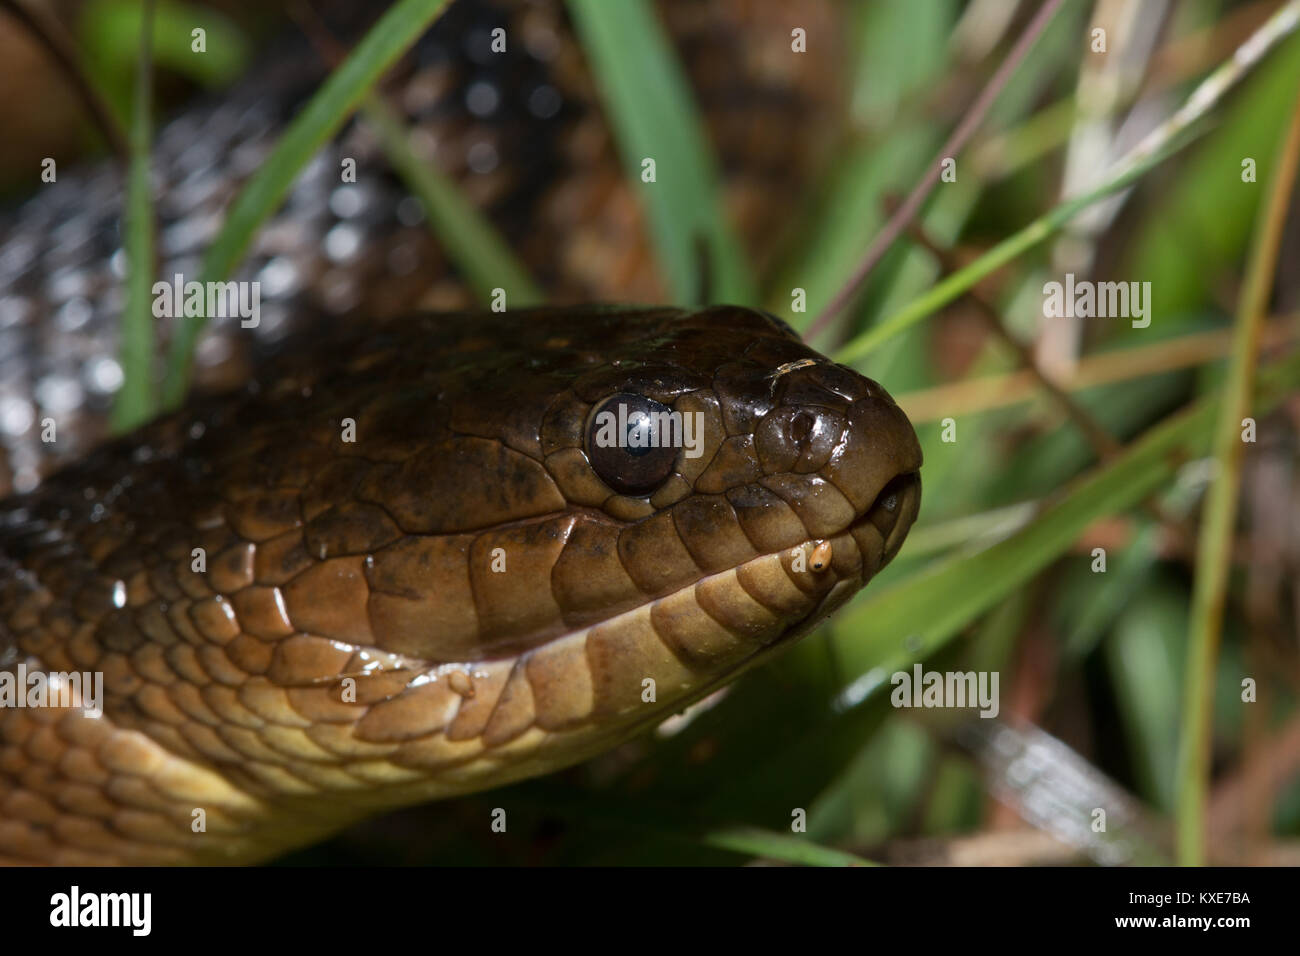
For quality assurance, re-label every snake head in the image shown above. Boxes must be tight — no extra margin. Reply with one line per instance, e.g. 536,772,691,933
307,305,922,764
0,304,922,863
545,305,922,658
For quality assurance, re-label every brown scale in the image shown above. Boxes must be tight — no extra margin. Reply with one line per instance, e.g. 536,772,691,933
0,306,921,863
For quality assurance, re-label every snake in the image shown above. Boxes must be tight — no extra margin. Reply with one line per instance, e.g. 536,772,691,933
0,1,922,864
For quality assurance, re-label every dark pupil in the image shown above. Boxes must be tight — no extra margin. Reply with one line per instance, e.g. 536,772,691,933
624,412,655,456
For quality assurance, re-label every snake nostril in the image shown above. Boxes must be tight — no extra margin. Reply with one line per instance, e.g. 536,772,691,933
754,406,844,474
790,411,815,444
866,472,921,563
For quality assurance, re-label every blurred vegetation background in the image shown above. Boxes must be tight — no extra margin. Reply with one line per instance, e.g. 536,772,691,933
2,0,1298,865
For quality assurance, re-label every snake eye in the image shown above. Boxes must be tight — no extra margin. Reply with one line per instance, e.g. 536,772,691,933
585,393,680,496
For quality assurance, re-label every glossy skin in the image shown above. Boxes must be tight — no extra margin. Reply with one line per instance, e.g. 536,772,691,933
0,306,920,863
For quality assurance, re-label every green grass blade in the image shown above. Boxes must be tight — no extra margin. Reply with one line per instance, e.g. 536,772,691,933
1107,581,1186,811
834,1,1300,365
1175,86,1300,866
566,0,756,305
769,127,942,333
79,0,250,119
700,825,878,867
830,350,1300,680
359,96,543,306
832,138,1183,366
110,1,157,433
160,0,452,408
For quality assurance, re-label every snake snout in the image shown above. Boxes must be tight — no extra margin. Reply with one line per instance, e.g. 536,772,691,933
748,357,922,575
818,381,923,574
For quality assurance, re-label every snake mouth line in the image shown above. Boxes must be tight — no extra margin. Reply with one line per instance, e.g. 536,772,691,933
667,471,924,663
700,474,923,701
567,469,922,663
